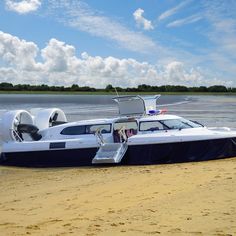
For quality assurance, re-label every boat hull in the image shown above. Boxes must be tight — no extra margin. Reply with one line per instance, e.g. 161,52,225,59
1,137,236,167
124,137,236,165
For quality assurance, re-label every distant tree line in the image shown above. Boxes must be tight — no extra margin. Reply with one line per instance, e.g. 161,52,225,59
0,82,236,93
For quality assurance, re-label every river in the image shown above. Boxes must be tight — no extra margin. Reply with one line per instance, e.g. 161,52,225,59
0,94,235,127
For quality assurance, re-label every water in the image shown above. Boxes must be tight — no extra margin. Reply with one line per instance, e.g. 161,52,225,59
0,94,236,127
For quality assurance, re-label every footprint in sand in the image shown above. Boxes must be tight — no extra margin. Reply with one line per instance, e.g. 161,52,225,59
146,231,161,234
59,189,67,192
5,208,15,211
226,177,233,180
202,213,210,216
0,222,16,227
25,225,40,230
11,199,21,203
149,222,158,226
119,222,125,225
107,210,115,214
188,231,203,235
168,228,182,233
110,223,118,227
214,175,221,178
29,195,37,199
147,209,156,213
63,223,71,227
223,212,231,216
87,224,102,233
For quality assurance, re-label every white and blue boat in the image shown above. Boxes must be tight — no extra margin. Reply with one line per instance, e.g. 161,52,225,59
0,95,236,167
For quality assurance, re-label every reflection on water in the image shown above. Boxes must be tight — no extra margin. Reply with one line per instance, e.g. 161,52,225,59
0,94,236,127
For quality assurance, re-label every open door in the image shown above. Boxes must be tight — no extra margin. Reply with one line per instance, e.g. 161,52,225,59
113,95,161,116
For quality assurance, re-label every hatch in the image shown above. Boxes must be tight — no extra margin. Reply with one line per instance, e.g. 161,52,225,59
113,95,161,116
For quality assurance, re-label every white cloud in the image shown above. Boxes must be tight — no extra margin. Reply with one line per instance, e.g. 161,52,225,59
0,31,40,70
0,31,232,87
41,38,77,72
45,0,156,54
5,0,41,14
158,0,192,21
133,8,154,30
167,14,202,28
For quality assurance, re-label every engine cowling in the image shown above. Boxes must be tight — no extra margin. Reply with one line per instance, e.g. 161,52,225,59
31,108,67,130
0,110,34,142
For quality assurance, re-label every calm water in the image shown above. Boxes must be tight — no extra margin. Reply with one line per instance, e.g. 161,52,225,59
0,94,236,127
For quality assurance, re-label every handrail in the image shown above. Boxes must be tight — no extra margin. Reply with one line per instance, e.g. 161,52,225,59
118,126,127,142
95,128,105,145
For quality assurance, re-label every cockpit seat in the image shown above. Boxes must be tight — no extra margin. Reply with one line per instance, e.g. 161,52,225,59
17,124,42,141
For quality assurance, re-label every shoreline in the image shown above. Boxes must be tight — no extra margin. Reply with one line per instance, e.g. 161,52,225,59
0,158,235,235
1,91,236,96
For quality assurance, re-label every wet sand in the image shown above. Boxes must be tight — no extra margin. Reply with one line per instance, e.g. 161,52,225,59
0,158,236,236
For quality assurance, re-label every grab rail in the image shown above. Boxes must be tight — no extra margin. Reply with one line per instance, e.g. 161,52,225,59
118,126,127,142
95,128,105,145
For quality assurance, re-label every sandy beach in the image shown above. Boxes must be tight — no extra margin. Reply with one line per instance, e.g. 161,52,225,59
0,158,235,236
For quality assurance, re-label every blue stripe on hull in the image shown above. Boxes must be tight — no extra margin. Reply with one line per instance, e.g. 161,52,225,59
1,138,236,167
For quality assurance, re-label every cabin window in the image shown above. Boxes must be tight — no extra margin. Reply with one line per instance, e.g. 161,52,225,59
139,121,167,131
60,124,112,135
86,124,111,134
159,118,202,130
114,121,138,131
61,125,86,135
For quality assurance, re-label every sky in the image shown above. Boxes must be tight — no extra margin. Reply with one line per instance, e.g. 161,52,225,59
0,0,236,88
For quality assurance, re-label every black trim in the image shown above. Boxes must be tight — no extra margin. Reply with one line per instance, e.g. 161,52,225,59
49,142,66,149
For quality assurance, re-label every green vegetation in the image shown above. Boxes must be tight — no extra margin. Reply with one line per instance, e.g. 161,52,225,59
0,82,236,95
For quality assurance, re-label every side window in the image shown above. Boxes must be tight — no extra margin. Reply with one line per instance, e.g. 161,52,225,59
86,124,111,134
61,126,86,135
139,121,165,131
61,124,112,135
114,121,138,131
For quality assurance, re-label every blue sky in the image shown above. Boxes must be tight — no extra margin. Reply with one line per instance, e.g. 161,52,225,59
0,0,236,88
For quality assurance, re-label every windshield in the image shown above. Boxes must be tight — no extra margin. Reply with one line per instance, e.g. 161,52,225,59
160,118,203,130
139,120,167,131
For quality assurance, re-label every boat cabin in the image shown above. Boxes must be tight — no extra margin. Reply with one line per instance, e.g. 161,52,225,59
38,95,203,143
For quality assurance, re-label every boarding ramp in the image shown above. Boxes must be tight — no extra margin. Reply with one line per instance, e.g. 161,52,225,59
92,142,128,164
